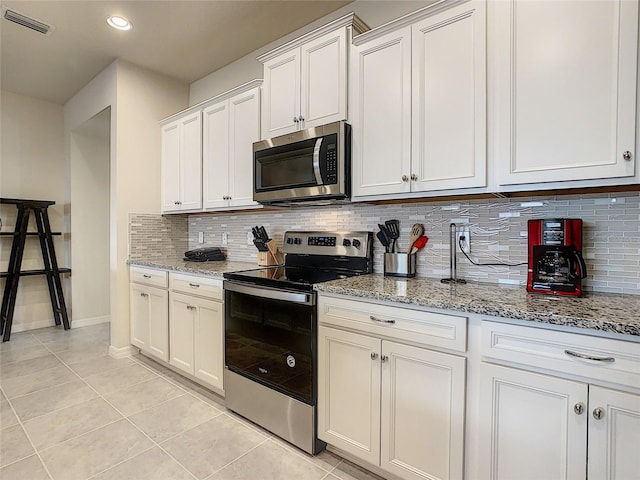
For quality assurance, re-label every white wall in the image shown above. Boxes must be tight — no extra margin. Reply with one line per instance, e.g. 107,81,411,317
70,108,111,326
0,90,68,332
65,60,188,353
189,0,431,103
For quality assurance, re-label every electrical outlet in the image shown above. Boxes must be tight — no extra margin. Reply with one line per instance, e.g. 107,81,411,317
198,232,204,244
222,232,228,246
456,226,470,254
247,231,254,246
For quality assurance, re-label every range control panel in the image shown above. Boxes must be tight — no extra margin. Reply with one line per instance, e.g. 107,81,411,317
283,231,372,258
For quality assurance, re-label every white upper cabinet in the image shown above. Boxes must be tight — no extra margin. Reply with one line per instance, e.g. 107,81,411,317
202,82,261,210
161,111,202,213
259,13,368,139
493,0,638,187
411,1,486,191
351,0,487,199
351,26,413,197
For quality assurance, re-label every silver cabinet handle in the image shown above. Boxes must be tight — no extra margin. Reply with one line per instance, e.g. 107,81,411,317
370,315,395,324
623,150,632,161
593,407,604,420
293,116,299,123
140,292,148,298
186,305,196,310
411,174,418,181
381,355,388,363
402,175,409,182
298,115,304,122
188,283,200,288
143,274,151,278
574,403,585,415
371,352,378,360
564,350,615,363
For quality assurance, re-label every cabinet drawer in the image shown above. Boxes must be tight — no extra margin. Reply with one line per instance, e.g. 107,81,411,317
169,273,223,300
482,321,640,389
318,295,467,353
130,266,168,288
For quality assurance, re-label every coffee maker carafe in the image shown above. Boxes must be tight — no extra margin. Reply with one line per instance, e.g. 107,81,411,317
527,219,587,296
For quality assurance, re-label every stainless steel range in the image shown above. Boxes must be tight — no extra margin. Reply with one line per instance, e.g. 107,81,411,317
223,231,373,454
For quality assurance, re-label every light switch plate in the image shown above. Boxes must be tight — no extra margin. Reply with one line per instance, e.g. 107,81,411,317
222,232,228,246
198,232,204,244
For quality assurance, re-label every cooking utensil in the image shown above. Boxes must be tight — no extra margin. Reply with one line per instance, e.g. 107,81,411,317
410,235,428,254
376,230,391,253
385,220,400,253
407,223,425,253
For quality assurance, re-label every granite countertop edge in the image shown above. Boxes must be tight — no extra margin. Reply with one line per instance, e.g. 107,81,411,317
128,258,640,338
314,276,640,338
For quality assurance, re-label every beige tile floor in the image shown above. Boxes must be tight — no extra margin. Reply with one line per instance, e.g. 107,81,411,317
0,324,385,480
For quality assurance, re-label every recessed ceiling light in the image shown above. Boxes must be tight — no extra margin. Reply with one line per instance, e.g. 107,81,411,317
106,15,132,31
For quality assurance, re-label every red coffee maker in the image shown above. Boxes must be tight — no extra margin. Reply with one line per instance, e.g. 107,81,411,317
527,219,587,297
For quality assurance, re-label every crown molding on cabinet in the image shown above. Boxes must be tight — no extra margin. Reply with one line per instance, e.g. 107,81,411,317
352,0,471,46
160,79,263,125
256,12,369,63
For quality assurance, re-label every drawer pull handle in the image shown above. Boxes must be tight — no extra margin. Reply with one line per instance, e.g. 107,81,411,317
564,350,615,363
574,402,585,415
371,352,378,360
189,283,200,288
140,292,148,298
593,407,605,420
369,315,395,324
186,305,196,310
143,274,151,278
381,355,388,363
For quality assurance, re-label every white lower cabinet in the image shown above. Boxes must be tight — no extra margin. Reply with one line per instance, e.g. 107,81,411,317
479,321,640,480
169,273,224,392
130,267,169,362
318,295,467,480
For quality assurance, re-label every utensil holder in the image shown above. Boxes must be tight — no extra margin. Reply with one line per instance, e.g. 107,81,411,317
384,253,416,278
257,240,283,266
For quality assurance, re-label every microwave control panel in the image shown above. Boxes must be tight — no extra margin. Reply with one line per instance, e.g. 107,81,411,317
325,143,338,184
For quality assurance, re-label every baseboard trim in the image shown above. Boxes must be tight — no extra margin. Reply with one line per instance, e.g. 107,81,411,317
11,319,57,333
71,315,110,329
109,344,139,359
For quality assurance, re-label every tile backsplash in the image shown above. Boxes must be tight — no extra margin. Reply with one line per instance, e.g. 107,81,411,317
129,192,640,295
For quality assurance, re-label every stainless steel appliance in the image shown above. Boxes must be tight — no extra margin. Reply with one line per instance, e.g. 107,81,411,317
253,121,351,205
527,218,587,296
223,231,373,454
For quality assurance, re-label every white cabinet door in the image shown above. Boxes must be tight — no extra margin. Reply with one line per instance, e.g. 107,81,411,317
479,363,588,480
588,387,640,480
161,121,181,212
193,296,224,391
202,101,230,210
130,283,149,350
262,49,301,138
169,292,196,375
494,0,638,185
147,286,169,362
381,341,466,480
318,326,381,466
351,26,412,197
179,112,203,211
301,28,347,130
229,87,260,208
411,0,486,192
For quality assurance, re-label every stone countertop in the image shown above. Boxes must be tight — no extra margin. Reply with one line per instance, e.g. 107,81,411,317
315,275,640,337
128,257,258,278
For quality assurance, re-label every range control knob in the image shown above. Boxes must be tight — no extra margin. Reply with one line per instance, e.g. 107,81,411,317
343,239,351,247
352,239,361,249
294,237,301,245
286,238,293,244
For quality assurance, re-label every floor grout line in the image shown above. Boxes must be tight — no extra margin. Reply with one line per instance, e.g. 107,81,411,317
202,435,272,480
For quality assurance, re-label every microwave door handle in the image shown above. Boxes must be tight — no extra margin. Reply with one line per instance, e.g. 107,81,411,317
313,137,323,185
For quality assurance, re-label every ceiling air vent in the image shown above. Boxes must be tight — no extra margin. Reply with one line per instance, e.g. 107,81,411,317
2,8,55,36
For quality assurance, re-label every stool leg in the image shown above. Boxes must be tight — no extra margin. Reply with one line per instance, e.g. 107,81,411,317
34,208,62,326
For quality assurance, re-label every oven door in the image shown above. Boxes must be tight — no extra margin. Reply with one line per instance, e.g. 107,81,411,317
224,281,316,404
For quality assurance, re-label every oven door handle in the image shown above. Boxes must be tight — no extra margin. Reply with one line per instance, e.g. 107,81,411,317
313,137,323,185
224,281,315,305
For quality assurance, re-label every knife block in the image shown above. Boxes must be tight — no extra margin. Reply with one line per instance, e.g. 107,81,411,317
257,240,283,266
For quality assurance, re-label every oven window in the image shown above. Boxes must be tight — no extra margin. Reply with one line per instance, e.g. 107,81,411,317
225,289,314,404
255,138,318,191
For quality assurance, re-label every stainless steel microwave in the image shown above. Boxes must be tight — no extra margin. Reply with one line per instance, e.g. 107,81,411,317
253,121,351,205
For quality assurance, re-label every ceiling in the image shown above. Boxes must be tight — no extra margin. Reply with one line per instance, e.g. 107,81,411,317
1,0,352,105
